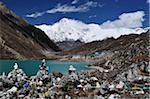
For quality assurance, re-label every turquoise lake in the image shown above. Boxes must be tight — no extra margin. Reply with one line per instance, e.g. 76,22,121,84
0,60,90,76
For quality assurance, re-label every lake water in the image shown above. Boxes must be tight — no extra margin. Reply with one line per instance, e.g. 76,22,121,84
0,60,90,76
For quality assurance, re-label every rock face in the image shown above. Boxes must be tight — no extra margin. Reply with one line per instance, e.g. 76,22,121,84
0,2,60,59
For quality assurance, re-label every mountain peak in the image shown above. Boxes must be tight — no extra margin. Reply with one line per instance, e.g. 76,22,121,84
36,18,147,43
60,18,70,22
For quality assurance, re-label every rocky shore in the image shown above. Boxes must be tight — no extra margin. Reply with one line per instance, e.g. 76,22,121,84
0,58,149,99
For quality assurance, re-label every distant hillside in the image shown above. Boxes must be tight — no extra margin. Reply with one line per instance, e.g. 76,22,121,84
0,2,60,59
66,30,149,55
56,40,84,51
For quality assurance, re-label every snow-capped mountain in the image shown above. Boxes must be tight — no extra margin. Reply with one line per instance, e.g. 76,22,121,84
36,18,147,43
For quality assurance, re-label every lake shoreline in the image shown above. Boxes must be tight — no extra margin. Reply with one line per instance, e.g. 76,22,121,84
0,60,92,76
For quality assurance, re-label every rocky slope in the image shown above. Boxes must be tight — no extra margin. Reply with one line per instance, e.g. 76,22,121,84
66,31,149,55
89,34,149,80
76,30,149,83
0,2,60,59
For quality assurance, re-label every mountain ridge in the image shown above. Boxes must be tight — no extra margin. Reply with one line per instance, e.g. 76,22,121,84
0,2,60,59
64,30,149,55
36,18,147,43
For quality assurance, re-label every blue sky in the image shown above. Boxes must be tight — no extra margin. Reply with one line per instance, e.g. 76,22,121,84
1,0,149,27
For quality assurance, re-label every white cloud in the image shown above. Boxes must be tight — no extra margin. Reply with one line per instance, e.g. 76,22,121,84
26,1,97,18
101,11,145,28
26,12,45,18
47,1,97,13
147,0,150,4
36,11,147,43
71,0,79,4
